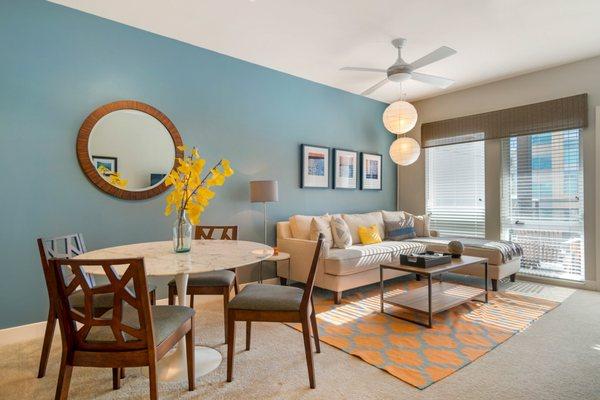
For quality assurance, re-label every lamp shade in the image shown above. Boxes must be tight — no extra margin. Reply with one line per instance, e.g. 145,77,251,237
250,180,279,203
389,137,420,166
382,100,418,134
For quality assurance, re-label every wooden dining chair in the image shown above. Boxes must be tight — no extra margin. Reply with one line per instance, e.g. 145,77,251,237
168,225,239,341
36,234,157,379
226,234,324,389
48,257,195,400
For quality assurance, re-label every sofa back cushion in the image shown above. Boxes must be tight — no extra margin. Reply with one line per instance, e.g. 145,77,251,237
289,214,330,240
381,210,405,222
330,216,352,249
342,212,384,244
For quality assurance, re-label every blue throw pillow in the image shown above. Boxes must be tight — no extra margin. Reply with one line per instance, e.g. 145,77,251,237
384,216,416,240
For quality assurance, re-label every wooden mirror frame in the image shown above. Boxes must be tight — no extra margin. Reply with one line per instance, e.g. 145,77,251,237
76,100,183,200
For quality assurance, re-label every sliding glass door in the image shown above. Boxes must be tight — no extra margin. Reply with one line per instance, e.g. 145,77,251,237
501,130,584,281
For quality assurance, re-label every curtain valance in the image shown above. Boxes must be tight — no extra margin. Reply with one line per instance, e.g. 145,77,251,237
420,93,588,148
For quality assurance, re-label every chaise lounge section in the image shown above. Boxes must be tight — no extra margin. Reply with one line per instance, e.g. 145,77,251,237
276,211,522,303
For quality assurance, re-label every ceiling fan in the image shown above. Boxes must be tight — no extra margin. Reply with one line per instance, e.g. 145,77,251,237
341,38,457,95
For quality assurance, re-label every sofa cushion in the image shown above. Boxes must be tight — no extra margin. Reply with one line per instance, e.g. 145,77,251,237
289,214,330,240
405,237,514,265
324,241,426,276
381,210,405,221
342,212,385,245
330,215,352,249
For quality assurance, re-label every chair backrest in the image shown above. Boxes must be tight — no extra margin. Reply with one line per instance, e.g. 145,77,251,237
37,234,88,300
49,257,155,352
301,234,324,308
195,225,238,240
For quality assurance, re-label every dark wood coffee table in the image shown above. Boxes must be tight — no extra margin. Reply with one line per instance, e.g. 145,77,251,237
380,255,488,328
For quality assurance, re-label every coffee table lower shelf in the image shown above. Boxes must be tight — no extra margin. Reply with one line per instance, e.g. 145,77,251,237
381,282,486,328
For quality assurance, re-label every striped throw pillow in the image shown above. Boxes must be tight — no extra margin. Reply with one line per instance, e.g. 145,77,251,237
330,216,352,249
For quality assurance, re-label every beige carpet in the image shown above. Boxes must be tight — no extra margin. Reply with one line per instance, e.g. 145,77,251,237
1,278,599,400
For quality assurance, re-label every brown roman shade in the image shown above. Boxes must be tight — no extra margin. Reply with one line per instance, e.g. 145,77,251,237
420,93,588,148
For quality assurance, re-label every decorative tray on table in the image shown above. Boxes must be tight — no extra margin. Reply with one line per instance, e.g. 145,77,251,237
400,252,452,268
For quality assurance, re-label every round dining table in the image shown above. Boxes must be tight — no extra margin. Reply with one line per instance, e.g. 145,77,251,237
74,239,273,382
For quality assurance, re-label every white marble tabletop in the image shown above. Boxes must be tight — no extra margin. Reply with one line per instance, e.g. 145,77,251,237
74,240,274,276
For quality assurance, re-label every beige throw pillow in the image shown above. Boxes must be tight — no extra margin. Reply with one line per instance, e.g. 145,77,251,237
309,218,333,256
405,212,430,237
342,212,385,244
289,214,330,240
330,216,352,249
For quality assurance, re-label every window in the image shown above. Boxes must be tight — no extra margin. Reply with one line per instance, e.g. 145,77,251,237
426,141,485,237
501,130,584,281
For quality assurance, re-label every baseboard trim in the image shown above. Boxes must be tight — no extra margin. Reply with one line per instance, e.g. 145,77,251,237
0,278,282,345
0,320,55,347
517,274,598,291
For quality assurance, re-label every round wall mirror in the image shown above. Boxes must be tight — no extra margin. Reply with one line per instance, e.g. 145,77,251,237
77,100,183,200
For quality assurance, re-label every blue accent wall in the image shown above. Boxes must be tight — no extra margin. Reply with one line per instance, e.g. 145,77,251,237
0,1,395,329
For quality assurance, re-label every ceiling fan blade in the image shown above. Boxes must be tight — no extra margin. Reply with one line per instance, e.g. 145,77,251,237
361,78,390,96
340,67,387,73
409,46,457,70
410,72,454,89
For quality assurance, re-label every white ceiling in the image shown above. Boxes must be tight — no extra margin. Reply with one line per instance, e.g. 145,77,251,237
50,0,600,103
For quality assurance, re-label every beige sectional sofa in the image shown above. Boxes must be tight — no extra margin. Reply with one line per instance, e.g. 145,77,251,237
276,211,522,304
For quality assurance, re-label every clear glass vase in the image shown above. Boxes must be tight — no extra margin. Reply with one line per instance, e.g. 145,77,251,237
173,212,193,253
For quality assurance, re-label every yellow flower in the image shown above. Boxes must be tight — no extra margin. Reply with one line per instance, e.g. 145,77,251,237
164,147,233,227
221,159,234,177
177,145,187,152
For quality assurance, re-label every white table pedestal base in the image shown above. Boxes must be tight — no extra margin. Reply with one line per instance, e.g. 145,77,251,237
143,345,222,381
144,272,223,382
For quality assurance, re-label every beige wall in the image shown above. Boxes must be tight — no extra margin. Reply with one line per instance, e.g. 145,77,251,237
398,55,600,285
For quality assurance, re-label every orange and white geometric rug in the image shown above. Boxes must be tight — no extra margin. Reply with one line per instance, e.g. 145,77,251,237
289,279,562,389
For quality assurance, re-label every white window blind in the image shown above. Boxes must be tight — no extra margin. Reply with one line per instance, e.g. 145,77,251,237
501,130,584,281
426,141,485,238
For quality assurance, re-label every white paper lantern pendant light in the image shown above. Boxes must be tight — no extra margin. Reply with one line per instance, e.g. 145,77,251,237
386,89,420,166
382,100,418,134
389,136,420,166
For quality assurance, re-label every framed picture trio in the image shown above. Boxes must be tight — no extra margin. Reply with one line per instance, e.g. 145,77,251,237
300,144,382,190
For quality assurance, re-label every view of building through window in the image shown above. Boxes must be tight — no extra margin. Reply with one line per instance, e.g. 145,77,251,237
501,130,584,281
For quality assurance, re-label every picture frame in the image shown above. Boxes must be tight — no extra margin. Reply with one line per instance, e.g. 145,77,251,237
360,152,382,190
333,148,358,189
91,155,118,175
300,144,330,188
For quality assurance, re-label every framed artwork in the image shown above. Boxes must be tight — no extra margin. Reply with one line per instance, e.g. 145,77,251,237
360,152,382,190
92,155,118,175
300,144,330,188
333,148,358,189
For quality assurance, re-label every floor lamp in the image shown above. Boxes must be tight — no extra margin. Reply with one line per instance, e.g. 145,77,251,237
250,180,279,245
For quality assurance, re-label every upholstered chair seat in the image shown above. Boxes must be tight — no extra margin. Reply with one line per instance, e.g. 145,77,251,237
88,305,195,344
168,225,240,342
228,284,304,312
169,270,235,288
226,234,325,389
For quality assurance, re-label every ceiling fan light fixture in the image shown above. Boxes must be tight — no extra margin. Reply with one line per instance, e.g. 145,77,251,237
388,72,411,83
389,137,421,166
382,100,418,134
